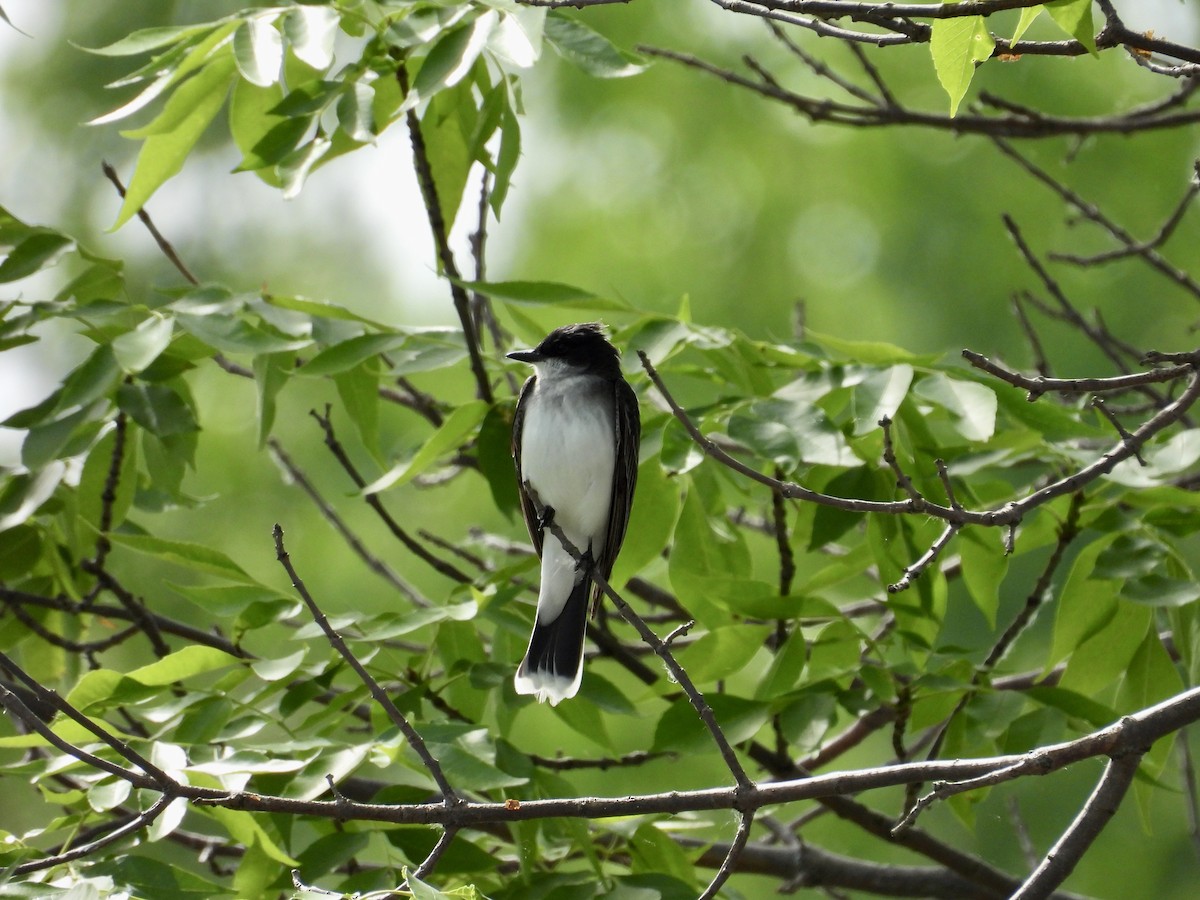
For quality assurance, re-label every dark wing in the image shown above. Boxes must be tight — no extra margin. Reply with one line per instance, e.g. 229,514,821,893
595,377,641,583
512,375,544,558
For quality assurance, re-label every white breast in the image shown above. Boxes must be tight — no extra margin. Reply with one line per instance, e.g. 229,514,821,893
520,369,616,552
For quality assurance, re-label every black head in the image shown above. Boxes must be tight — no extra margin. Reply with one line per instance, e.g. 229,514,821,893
507,323,621,375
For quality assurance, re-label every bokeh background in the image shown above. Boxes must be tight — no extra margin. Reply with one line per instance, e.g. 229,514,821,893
2,1,1199,896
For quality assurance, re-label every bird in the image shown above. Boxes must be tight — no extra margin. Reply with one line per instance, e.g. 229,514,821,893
507,323,640,705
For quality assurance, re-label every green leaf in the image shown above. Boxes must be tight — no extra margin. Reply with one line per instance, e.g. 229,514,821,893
728,398,856,468
104,531,253,580
114,50,238,229
544,13,646,78
958,528,1008,628
806,618,863,681
82,24,213,57
208,806,300,867
126,645,241,686
757,631,809,700
112,315,174,373
1025,686,1116,727
1059,602,1152,696
476,403,521,518
0,231,73,283
851,364,913,436
87,29,225,127
1009,5,1044,47
253,351,291,446
0,524,41,577
301,332,407,376
408,13,496,109
336,78,376,143
1046,0,1097,54
780,690,839,752
1123,573,1200,608
930,15,996,117
363,400,488,494
88,778,132,813
233,17,283,88
678,625,770,683
610,456,681,586
117,382,198,435
805,329,932,365
240,113,312,173
171,582,294,617
422,81,474,234
279,134,331,199
668,478,750,623
334,364,381,458
652,693,769,753
913,373,997,442
58,344,124,413
90,858,227,899
251,649,307,683
491,99,521,214
22,402,107,469
994,383,1108,441
270,79,342,116
284,4,339,70
629,824,698,888
471,279,631,310
294,832,370,885
488,9,546,70
263,292,389,328
176,311,311,354
552,695,613,750
1049,532,1120,669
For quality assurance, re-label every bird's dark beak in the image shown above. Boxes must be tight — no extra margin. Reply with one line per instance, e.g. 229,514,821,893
507,349,542,363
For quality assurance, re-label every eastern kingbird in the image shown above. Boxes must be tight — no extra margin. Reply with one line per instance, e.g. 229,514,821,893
507,323,641,705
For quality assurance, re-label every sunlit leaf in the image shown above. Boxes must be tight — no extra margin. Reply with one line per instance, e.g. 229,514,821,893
336,79,376,143
114,50,238,229
544,13,646,78
233,17,283,88
913,373,997,442
112,315,175,373
363,400,488,494
284,4,338,70
1046,0,1098,54
930,15,995,116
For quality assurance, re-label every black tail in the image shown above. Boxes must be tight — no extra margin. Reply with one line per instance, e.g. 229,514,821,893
515,577,589,704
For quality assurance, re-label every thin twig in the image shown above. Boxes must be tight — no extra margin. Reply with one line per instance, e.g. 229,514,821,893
412,825,459,880
536,512,754,790
12,793,176,875
272,523,461,805
1091,396,1147,465
310,407,472,584
1011,751,1144,899
395,64,493,405
101,162,199,285
962,348,1191,400
268,439,430,607
1181,728,1200,863
1012,292,1051,376
995,139,1200,302
888,523,959,593
698,810,755,900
